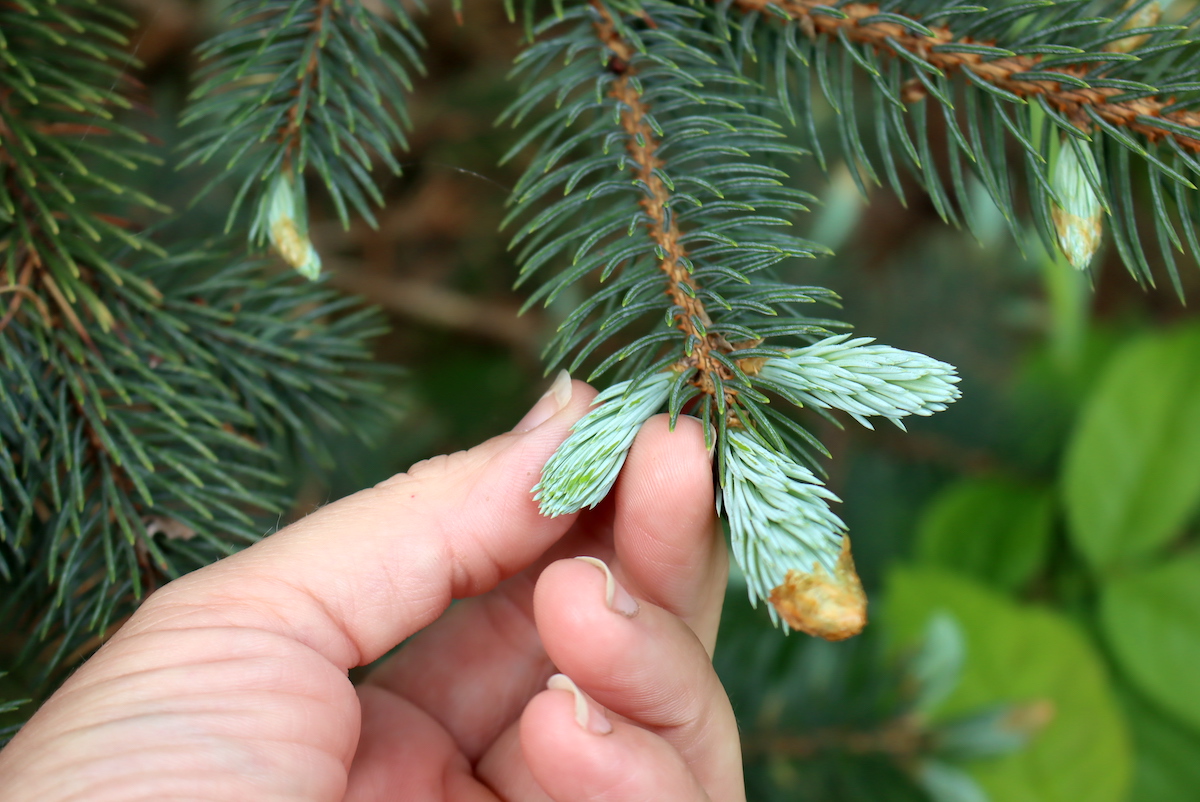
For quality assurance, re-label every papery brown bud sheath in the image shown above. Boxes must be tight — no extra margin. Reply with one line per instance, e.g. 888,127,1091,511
769,537,867,641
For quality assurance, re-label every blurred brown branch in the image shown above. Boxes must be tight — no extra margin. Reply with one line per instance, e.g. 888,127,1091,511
326,259,543,355
742,716,925,761
121,0,200,69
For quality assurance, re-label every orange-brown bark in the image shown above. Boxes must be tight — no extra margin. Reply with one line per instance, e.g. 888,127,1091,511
592,7,736,396
739,0,1200,151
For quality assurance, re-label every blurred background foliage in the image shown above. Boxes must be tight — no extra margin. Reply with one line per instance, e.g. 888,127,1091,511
7,0,1200,799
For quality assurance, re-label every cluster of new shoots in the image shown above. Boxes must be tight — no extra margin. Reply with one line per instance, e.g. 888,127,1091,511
534,371,674,515
503,0,973,640
534,336,961,638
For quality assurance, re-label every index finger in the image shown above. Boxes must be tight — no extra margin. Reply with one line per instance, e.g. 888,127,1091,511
115,379,597,671
356,413,724,757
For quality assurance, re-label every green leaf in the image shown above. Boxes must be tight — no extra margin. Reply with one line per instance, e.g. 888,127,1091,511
1062,325,1200,572
914,476,1053,591
1120,689,1200,802
888,567,1131,802
1101,551,1200,732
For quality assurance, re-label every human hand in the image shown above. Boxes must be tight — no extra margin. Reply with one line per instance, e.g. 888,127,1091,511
0,376,743,801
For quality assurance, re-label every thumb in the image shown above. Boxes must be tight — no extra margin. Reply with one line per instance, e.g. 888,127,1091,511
124,373,595,670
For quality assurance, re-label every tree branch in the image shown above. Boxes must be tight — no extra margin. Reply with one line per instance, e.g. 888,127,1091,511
741,715,926,760
279,0,334,162
592,5,737,397
738,0,1200,152
325,258,543,354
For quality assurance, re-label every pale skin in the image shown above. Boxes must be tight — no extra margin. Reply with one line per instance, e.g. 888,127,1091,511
0,377,745,801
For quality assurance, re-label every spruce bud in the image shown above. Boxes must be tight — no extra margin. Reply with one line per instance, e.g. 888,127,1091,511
253,171,323,280
720,427,866,639
534,371,674,517
1051,143,1104,270
757,334,961,430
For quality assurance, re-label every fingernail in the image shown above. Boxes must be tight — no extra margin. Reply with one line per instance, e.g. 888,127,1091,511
575,556,640,618
514,370,572,433
547,673,613,735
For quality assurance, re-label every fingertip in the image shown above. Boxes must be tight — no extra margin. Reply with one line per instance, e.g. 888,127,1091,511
521,688,704,802
533,557,716,730
533,559,636,680
510,378,598,450
513,370,576,433
618,414,715,513
533,560,745,802
494,378,598,517
547,673,614,735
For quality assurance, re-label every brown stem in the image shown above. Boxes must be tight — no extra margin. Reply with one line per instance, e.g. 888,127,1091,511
741,715,926,760
592,6,736,397
324,257,543,355
277,0,334,163
738,0,1200,151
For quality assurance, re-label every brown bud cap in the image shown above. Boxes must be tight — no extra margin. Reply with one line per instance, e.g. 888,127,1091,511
769,536,868,641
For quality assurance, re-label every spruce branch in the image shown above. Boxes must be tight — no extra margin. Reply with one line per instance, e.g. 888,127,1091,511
0,2,401,718
731,0,1200,291
505,0,833,400
0,1,163,338
591,4,731,397
738,0,1200,151
1,247,395,697
180,0,425,277
508,0,961,637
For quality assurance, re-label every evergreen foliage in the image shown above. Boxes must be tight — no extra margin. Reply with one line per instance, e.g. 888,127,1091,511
7,0,1200,796
0,1,397,705
739,0,1200,290
504,0,959,631
181,0,425,249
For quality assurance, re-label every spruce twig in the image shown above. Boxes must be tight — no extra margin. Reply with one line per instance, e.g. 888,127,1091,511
738,0,1200,150
592,3,737,403
509,1,960,638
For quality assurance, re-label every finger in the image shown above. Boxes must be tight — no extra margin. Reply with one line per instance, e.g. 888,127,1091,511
359,414,718,756
611,414,727,650
534,557,744,801
120,376,596,671
476,720,554,802
520,677,710,802
354,486,615,759
344,685,499,802
362,573,556,760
